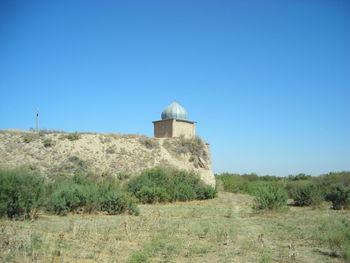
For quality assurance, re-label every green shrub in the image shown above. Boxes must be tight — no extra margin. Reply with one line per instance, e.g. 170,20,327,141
48,186,78,215
47,174,139,216
288,173,312,181
117,173,131,180
315,172,350,189
126,168,216,203
136,186,170,204
23,134,37,143
326,184,350,210
101,192,139,215
0,169,45,219
195,185,218,200
253,184,288,211
47,183,99,215
217,173,271,195
47,175,103,215
128,251,150,263
100,193,129,215
173,183,197,201
216,173,243,193
284,180,303,198
42,138,54,147
128,202,140,216
241,173,259,181
291,183,324,207
66,132,81,141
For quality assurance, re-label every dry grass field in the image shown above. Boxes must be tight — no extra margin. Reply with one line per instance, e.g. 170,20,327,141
1,192,348,263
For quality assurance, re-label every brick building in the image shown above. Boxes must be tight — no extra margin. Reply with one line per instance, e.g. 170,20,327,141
153,102,196,138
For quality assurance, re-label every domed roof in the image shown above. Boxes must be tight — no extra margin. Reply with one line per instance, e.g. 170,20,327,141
161,102,188,121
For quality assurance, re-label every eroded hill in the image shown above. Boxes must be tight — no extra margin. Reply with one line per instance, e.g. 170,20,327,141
0,130,215,185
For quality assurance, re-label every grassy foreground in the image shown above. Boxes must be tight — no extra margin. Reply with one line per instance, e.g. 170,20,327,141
1,192,349,263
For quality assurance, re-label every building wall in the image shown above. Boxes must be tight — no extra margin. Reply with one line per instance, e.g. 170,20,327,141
153,119,196,138
153,119,174,138
172,120,196,138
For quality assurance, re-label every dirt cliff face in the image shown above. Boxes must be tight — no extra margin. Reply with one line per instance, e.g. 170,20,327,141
0,130,215,186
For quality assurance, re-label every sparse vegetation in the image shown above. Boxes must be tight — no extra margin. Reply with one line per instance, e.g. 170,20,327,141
316,216,350,260
66,132,81,141
38,129,65,135
139,137,160,149
217,173,271,195
0,130,214,183
23,133,38,143
163,136,209,166
117,173,131,180
1,190,348,262
105,146,116,154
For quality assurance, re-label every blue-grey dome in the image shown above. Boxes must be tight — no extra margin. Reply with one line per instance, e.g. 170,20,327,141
161,102,188,120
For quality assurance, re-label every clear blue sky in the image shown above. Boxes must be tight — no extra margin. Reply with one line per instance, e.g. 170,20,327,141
1,0,349,176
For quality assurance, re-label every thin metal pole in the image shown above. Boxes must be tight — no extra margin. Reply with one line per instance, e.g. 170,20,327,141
36,109,39,131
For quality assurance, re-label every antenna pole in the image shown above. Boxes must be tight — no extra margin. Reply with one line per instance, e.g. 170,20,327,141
36,109,39,131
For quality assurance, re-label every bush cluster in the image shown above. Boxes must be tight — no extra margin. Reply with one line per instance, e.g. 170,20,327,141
217,171,350,210
47,175,139,216
0,169,139,219
47,178,99,215
126,168,217,204
325,184,350,210
252,184,288,211
0,169,45,219
101,192,139,215
1,167,217,220
290,183,324,207
136,186,170,203
217,173,276,195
